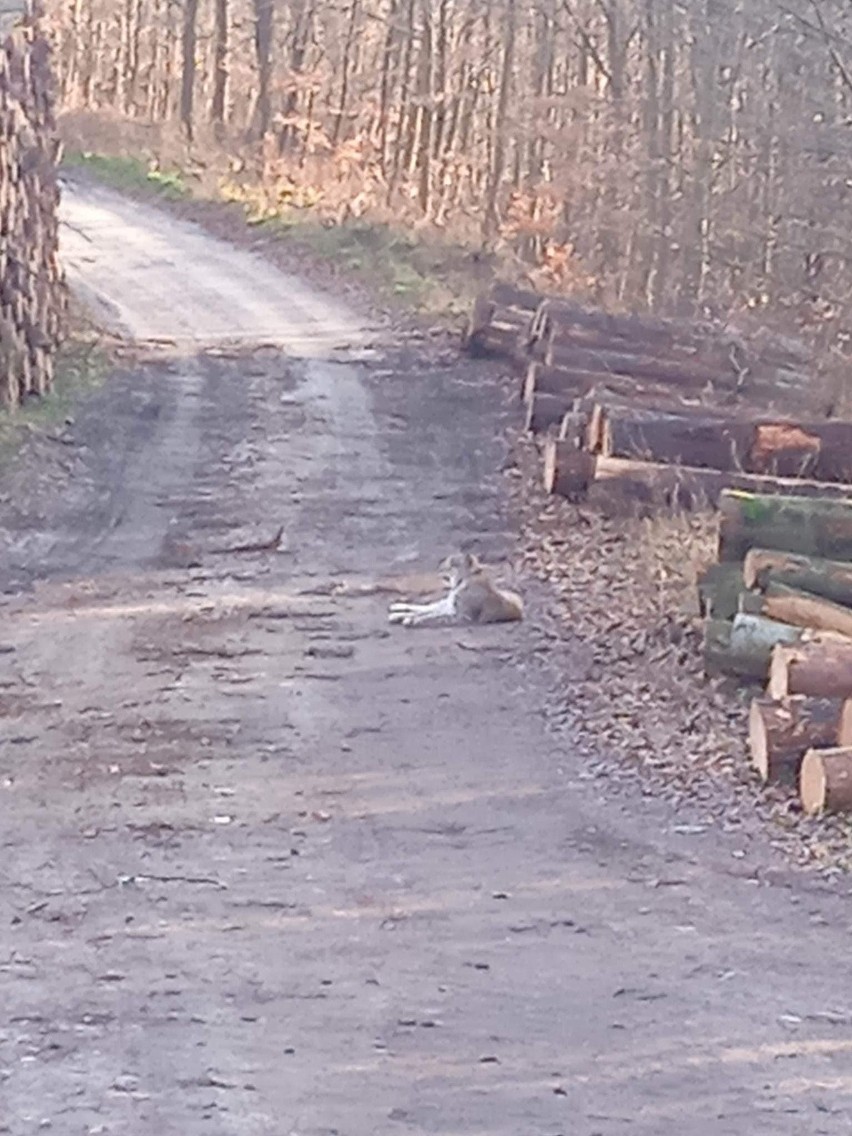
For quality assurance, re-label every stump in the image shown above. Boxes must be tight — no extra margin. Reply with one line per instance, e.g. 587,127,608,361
800,747,852,815
748,696,842,784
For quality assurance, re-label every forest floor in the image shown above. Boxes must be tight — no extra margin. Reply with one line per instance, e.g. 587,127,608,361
0,175,850,1134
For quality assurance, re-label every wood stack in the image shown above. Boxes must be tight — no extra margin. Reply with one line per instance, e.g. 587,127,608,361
0,0,66,407
463,286,852,816
699,489,852,815
461,284,852,513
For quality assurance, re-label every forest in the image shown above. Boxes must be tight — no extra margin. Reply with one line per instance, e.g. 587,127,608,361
46,0,852,345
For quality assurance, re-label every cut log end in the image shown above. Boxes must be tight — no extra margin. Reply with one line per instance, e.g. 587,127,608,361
543,438,595,500
768,644,793,700
748,699,771,782
800,747,852,815
748,695,843,785
800,749,829,815
768,635,852,700
840,698,852,748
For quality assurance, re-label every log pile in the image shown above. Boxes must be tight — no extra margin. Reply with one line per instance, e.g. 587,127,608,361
0,0,66,407
463,286,852,818
462,284,852,514
696,488,852,815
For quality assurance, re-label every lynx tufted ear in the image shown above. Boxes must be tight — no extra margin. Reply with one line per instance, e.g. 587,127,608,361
465,552,483,571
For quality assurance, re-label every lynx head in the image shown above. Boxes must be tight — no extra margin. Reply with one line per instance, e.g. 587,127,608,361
439,551,482,587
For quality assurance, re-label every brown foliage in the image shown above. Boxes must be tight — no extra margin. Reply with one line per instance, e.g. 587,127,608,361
42,0,852,369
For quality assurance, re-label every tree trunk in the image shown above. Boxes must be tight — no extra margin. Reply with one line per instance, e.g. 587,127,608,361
718,491,852,563
332,0,360,146
600,407,754,469
542,439,595,500
749,695,843,784
252,0,274,139
768,635,852,700
210,0,229,136
483,0,516,240
800,747,852,815
703,613,802,682
744,550,852,608
180,0,200,142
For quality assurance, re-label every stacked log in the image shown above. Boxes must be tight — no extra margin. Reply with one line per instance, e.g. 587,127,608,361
748,696,842,785
462,285,852,519
461,283,539,364
690,488,852,813
463,287,852,814
0,0,66,406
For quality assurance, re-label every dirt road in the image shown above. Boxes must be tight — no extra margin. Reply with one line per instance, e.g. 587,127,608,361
0,180,850,1135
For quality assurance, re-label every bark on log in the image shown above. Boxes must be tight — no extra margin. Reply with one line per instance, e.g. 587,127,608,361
718,491,852,563
697,563,744,619
546,325,734,371
592,458,852,513
749,420,852,482
545,342,734,388
490,283,543,312
703,613,803,681
600,407,754,470
758,581,852,640
749,696,843,785
744,550,852,608
522,361,615,402
584,396,713,451
768,635,852,699
464,315,531,361
537,297,715,351
542,438,595,500
800,747,852,815
524,392,577,434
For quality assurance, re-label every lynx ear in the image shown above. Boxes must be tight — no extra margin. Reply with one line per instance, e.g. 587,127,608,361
466,552,483,570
